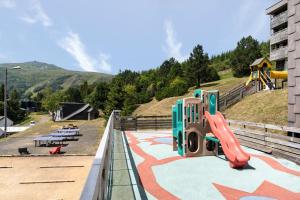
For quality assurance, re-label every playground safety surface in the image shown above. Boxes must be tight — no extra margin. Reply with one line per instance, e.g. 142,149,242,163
123,130,300,200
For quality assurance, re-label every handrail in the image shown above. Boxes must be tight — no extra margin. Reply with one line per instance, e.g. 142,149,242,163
259,72,268,87
227,119,300,134
80,111,115,200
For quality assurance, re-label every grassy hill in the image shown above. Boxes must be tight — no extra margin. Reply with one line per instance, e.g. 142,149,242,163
224,89,288,126
133,72,288,126
133,76,248,116
0,61,113,97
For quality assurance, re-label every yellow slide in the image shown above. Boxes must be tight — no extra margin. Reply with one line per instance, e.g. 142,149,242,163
245,73,253,86
270,71,288,79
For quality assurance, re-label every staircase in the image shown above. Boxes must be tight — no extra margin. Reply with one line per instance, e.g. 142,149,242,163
260,71,275,90
219,82,257,111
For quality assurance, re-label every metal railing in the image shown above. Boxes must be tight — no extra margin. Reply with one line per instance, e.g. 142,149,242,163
271,10,288,28
120,115,172,131
227,119,300,164
80,111,116,200
219,82,257,111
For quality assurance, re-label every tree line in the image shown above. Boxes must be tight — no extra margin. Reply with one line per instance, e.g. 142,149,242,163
2,35,270,121
0,85,26,122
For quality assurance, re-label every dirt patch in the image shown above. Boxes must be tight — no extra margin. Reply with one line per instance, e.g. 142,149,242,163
0,156,93,200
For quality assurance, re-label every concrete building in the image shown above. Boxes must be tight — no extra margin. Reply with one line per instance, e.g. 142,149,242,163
267,0,300,128
267,0,288,71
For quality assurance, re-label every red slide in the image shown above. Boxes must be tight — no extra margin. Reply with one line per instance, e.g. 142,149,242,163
205,111,250,168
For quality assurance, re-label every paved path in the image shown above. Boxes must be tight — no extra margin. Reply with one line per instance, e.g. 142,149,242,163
110,130,146,200
124,130,300,200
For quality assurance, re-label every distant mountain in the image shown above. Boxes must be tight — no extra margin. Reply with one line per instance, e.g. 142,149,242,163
0,61,113,97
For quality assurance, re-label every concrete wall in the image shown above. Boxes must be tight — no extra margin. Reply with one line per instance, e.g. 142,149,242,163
288,0,300,127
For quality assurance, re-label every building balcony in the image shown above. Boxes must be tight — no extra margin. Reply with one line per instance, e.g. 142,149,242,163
270,46,288,61
266,0,287,15
271,11,288,28
270,28,288,45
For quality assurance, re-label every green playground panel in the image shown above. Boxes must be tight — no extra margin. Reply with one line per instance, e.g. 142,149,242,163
176,99,184,156
172,105,177,138
205,136,220,143
208,90,219,115
194,89,202,99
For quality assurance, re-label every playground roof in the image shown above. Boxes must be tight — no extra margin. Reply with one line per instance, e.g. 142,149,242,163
250,57,272,68
120,130,300,200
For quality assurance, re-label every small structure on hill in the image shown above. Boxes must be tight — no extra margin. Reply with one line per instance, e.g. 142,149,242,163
55,102,98,121
246,57,287,91
0,116,13,127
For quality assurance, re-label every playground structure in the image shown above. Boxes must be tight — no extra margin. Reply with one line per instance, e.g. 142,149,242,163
245,57,288,90
172,89,250,168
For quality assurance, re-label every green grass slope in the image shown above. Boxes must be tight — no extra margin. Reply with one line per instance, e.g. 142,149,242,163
0,61,113,96
224,89,288,126
133,75,248,116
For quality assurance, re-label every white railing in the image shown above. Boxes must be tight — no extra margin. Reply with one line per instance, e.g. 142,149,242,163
80,111,115,200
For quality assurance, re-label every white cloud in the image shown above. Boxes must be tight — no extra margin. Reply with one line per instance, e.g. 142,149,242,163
20,0,52,27
58,31,112,73
98,53,112,73
163,19,188,62
0,0,16,8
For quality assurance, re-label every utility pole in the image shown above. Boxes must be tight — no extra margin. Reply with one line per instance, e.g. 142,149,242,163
4,67,7,137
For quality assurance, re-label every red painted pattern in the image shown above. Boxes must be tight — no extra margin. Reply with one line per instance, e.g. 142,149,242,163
126,131,181,200
251,154,300,177
214,180,300,200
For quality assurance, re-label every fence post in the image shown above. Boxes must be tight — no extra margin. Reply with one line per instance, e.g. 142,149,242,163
239,88,243,99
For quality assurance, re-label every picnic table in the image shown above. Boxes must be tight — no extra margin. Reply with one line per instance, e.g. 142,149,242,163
48,132,77,140
57,128,80,135
34,136,66,147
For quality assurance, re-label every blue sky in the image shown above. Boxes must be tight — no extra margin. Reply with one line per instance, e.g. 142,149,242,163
0,0,277,74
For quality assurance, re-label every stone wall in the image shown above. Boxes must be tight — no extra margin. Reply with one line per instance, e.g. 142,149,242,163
288,0,300,127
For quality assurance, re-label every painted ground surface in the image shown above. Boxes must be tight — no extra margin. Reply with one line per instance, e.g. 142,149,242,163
125,130,300,200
